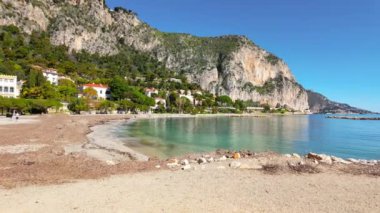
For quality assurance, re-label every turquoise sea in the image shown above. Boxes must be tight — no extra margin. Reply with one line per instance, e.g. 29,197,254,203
121,115,380,160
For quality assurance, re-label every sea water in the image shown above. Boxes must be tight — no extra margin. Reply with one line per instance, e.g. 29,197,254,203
121,115,380,159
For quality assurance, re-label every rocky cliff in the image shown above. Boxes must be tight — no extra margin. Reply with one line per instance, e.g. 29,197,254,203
0,0,360,113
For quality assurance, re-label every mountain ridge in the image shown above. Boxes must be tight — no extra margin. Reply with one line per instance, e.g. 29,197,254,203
0,0,370,113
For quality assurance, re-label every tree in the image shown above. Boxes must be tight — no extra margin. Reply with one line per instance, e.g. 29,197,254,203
262,104,271,113
26,69,46,88
68,98,89,114
58,85,77,101
117,100,134,112
234,99,247,112
97,100,115,114
109,76,129,100
216,95,233,106
83,87,97,100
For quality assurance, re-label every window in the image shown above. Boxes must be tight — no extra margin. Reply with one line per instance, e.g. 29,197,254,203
10,79,14,83
4,87,8,92
10,87,14,93
100,90,103,94
0,86,2,92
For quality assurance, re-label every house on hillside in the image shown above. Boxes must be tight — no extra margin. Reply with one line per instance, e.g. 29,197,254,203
78,83,110,100
42,69,59,85
153,97,167,109
0,74,22,98
144,88,158,98
179,90,195,105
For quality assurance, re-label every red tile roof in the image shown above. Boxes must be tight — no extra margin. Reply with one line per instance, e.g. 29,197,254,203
83,83,109,89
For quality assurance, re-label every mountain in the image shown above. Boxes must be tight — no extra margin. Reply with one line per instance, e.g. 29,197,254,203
307,91,371,114
0,0,368,113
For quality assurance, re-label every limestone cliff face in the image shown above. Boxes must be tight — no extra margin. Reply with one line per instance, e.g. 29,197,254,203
0,0,310,111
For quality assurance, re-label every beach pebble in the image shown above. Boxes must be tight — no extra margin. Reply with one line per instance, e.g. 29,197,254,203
319,155,333,165
368,160,378,165
307,153,323,161
198,158,207,164
292,153,301,159
229,161,242,169
180,159,190,166
167,158,179,164
347,158,360,163
233,153,241,159
284,154,292,158
218,156,227,161
155,165,161,169
182,164,192,170
207,157,214,163
167,163,180,169
105,160,117,166
307,153,332,165
299,161,306,165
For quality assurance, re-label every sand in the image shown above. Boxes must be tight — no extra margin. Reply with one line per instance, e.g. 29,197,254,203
0,113,379,212
0,160,379,213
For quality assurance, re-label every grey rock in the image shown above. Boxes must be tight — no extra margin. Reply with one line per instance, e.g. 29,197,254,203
218,156,227,161
207,157,214,163
166,163,180,169
180,159,190,166
197,158,207,164
181,164,192,170
292,153,301,159
229,161,242,169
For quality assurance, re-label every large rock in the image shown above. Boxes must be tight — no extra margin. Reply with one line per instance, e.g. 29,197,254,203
307,153,332,165
197,158,207,164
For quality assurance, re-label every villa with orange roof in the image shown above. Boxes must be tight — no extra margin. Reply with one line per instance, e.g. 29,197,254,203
79,83,110,100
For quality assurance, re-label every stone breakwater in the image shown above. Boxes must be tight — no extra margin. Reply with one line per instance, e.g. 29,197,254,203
327,116,380,120
163,150,379,172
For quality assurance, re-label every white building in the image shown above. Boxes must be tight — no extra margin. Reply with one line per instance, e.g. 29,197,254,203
0,75,20,98
179,90,195,105
80,83,110,100
144,88,158,97
153,98,167,109
42,69,59,85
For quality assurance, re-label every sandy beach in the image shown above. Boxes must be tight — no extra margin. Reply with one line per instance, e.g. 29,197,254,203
0,114,379,212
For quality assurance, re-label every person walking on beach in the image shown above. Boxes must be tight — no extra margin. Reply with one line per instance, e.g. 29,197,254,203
16,112,19,121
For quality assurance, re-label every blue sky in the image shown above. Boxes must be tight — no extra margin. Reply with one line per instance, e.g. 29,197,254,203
106,0,380,112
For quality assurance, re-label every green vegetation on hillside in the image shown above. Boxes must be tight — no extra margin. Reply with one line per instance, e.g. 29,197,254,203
265,53,281,65
0,25,291,115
